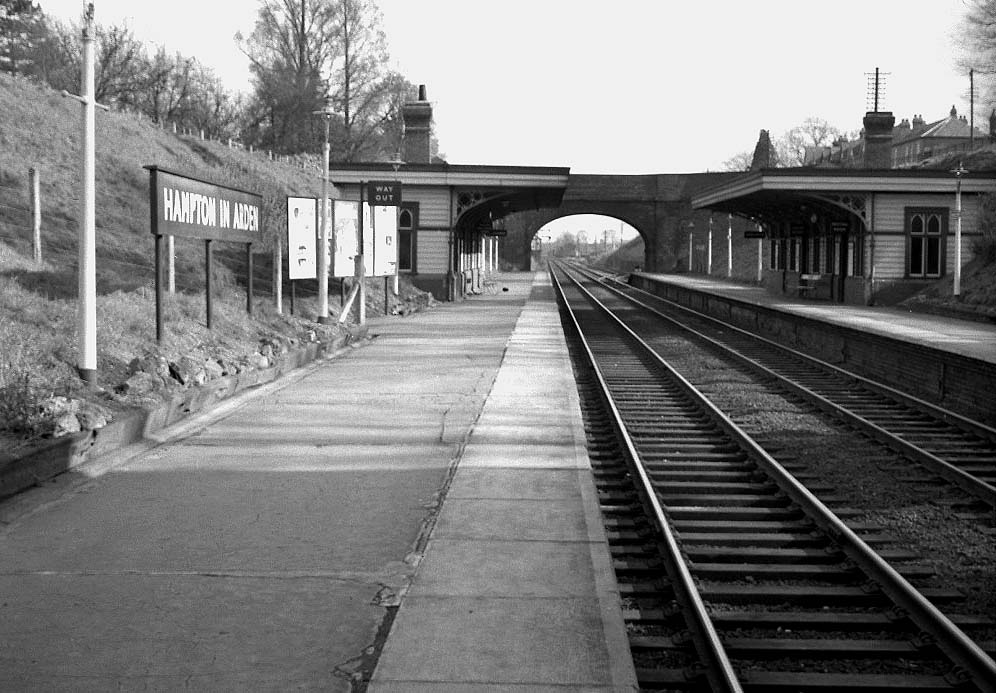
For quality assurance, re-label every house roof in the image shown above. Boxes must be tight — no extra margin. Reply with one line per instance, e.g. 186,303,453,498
895,108,987,144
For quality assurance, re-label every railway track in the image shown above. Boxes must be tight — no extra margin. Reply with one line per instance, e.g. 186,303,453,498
550,262,996,692
566,261,996,521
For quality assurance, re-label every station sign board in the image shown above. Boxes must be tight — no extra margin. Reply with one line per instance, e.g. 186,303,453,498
485,228,508,237
744,229,765,239
147,166,262,242
366,180,402,206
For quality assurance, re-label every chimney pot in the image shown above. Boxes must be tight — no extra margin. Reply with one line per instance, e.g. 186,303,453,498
418,84,427,101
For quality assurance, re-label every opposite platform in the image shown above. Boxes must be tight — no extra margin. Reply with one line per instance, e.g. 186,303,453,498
633,272,996,365
369,272,638,692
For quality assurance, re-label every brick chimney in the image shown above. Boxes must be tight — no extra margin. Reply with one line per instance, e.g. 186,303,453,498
862,110,895,168
749,129,775,170
401,84,432,164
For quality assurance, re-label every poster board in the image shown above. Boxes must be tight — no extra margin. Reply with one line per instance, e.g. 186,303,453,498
331,199,398,278
371,205,398,276
287,196,317,279
333,200,359,278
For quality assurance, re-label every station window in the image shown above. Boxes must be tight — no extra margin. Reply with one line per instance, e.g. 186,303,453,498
398,203,417,272
906,208,946,279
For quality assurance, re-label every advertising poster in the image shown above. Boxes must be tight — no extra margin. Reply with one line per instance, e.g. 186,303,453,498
333,200,359,278
372,205,398,276
287,196,317,280
362,201,373,276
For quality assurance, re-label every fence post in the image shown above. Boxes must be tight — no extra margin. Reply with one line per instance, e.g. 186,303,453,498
29,167,41,264
168,234,175,293
274,237,282,315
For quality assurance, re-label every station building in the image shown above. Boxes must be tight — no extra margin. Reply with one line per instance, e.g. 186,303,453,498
694,110,996,305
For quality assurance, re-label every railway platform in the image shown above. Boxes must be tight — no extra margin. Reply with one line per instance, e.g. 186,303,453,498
632,272,996,365
0,271,636,691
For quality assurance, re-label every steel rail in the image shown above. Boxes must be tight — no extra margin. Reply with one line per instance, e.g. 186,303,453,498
549,264,743,693
573,263,996,511
556,260,996,691
581,262,996,442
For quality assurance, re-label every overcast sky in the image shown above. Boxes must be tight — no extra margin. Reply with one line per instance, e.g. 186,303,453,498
41,0,971,177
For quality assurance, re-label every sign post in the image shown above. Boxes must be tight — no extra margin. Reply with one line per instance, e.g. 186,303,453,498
146,166,263,342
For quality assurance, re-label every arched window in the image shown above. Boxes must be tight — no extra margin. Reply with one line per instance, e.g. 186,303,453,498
906,208,946,278
398,204,416,272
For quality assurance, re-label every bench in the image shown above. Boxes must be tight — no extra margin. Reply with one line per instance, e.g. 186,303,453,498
798,273,821,295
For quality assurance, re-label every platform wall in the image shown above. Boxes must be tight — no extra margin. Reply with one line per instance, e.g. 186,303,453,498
629,273,996,425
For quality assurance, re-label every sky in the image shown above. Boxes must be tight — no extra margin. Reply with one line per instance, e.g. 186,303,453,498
39,0,972,175
39,1,973,237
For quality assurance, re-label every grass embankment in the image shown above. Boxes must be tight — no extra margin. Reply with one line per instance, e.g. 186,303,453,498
0,72,434,453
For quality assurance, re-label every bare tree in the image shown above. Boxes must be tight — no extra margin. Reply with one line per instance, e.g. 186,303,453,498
329,0,393,160
779,116,841,166
723,151,753,172
957,1,996,107
237,0,337,153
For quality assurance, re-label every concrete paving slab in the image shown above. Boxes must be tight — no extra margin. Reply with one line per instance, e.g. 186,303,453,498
0,573,379,692
406,538,602,598
0,464,443,574
447,468,587,500
370,596,619,687
370,685,620,693
458,442,590,469
433,497,592,542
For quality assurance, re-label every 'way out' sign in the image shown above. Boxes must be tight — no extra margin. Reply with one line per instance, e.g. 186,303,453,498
366,180,402,206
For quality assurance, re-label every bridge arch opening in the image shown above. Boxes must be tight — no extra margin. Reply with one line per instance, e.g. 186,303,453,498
532,214,643,271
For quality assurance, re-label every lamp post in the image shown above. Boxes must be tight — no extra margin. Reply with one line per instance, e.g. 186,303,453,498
707,216,713,275
687,221,694,272
313,82,335,323
951,162,967,298
726,213,733,278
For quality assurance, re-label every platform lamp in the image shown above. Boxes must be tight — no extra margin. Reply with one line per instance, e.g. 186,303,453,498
389,152,404,298
313,80,335,323
951,161,967,298
687,221,695,272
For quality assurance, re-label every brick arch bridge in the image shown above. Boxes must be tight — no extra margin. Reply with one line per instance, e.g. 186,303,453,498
503,172,744,271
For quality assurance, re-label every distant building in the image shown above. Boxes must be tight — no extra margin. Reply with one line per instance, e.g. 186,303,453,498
804,106,989,169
